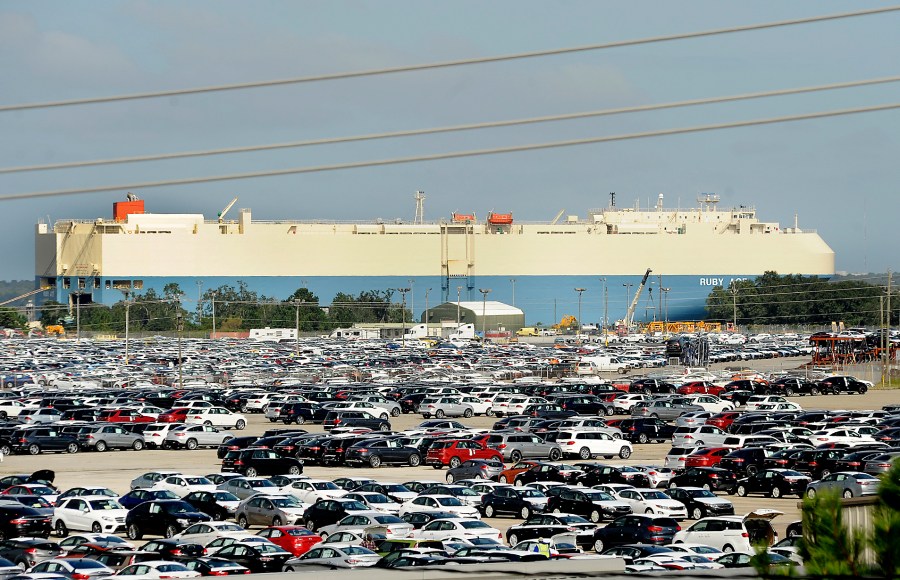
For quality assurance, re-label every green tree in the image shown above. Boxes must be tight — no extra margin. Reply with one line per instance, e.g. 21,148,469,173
799,490,867,576
0,307,26,329
40,300,65,326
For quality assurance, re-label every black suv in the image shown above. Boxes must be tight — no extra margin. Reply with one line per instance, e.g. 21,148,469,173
575,463,650,488
628,379,677,395
817,376,869,395
278,403,324,425
125,500,211,540
718,447,769,477
591,515,680,552
222,449,303,477
612,418,677,444
322,411,390,432
344,438,422,468
11,427,79,455
764,377,819,396
0,503,52,538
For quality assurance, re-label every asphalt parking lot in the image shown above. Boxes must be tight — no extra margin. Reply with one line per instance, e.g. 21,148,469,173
2,374,894,543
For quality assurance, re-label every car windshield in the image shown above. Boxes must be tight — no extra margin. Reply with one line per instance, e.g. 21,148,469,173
780,471,806,478
558,515,590,525
213,492,239,502
342,546,375,556
69,560,108,569
383,485,410,493
366,494,391,504
255,544,283,554
271,497,301,508
247,480,275,488
311,482,339,490
88,499,122,510
374,515,404,524
286,528,316,536
456,488,478,497
584,492,614,502
436,497,463,506
460,521,489,529
344,501,368,511
520,489,545,499
185,478,212,485
155,491,179,499
162,502,195,514
641,491,669,500
689,490,717,498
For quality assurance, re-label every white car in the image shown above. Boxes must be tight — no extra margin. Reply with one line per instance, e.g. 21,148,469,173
287,480,347,504
0,400,31,418
459,396,492,416
671,426,730,448
173,521,249,545
318,513,413,539
555,430,633,459
398,495,480,519
505,396,549,416
343,492,401,515
331,401,393,420
616,488,687,519
684,395,733,414
116,561,200,580
744,396,788,411
673,510,782,553
416,518,503,542
808,429,876,447
184,408,247,430
53,496,129,535
152,475,217,496
283,545,380,569
611,394,649,414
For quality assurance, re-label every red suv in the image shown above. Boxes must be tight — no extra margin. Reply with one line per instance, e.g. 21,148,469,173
705,411,742,431
99,409,154,423
158,408,190,423
684,446,730,468
426,439,503,469
676,381,724,396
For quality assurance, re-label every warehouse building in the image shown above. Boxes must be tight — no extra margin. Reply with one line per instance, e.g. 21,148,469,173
422,301,525,335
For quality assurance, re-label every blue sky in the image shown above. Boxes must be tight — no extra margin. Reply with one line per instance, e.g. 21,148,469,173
1,0,898,279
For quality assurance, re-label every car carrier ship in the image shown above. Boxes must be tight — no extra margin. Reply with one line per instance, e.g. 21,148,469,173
34,193,834,325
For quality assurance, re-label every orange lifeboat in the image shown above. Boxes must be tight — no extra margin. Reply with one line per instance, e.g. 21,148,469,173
452,212,476,223
488,212,513,225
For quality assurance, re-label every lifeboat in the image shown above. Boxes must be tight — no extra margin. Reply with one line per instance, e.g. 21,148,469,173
488,212,513,225
452,212,476,223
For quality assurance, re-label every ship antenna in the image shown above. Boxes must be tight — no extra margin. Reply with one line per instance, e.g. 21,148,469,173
609,192,616,208
414,190,426,224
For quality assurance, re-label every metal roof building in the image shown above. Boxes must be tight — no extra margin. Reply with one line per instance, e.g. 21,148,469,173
422,301,525,334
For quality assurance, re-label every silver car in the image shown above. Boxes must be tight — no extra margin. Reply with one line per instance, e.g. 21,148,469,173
164,424,234,450
283,545,380,569
236,494,307,527
218,477,283,500
864,452,900,475
485,433,562,462
76,425,145,452
671,425,729,447
806,472,880,499
418,397,474,419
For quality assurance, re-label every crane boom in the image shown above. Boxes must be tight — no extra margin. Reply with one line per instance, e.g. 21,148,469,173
218,197,238,222
0,287,50,307
550,209,566,225
624,268,652,328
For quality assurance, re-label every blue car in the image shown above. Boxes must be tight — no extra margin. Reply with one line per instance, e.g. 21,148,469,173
117,488,180,510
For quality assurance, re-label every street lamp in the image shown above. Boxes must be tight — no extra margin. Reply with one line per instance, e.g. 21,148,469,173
599,277,608,346
478,288,491,341
408,279,415,324
121,290,132,365
574,288,586,338
293,299,301,354
196,280,203,325
661,287,671,336
424,288,432,335
72,291,83,340
456,286,462,326
395,287,410,346
509,278,517,307
176,304,184,389
210,291,217,339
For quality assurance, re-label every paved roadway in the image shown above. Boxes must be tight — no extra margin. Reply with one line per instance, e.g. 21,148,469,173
1,362,895,544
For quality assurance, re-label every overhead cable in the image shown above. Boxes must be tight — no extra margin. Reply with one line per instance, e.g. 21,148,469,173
3,75,899,174
2,102,897,202
0,5,898,112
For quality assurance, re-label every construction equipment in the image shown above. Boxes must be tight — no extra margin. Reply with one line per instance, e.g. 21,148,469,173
622,269,652,329
218,197,239,223
0,286,50,307
46,325,65,337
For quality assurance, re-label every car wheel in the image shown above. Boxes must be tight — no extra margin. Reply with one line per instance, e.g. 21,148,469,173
186,438,199,450
843,489,853,499
486,409,495,417
737,485,748,497
858,386,868,394
409,454,421,467
810,387,820,396
619,447,631,459
238,515,249,528
165,525,179,538
449,456,462,469
692,507,704,520
702,483,712,492
521,506,531,519
273,516,283,526
92,521,102,533
379,423,390,432
552,508,561,514
55,520,68,537
784,387,794,397
578,447,592,460
645,509,655,515
391,408,401,417
94,441,107,452
369,455,382,468
771,487,782,498
463,408,473,419
66,443,79,453
28,444,40,455
821,469,831,478
305,519,316,531
638,433,649,444
131,440,144,451
380,414,389,420
593,538,604,553
589,510,601,523
499,475,508,483
296,416,306,425
508,534,519,546
204,421,213,426
723,544,734,553
235,420,246,430
127,524,142,540
806,488,817,499
0,444,10,456
549,448,561,461
287,465,302,476
245,467,258,477
510,450,523,463
747,466,758,476
446,473,455,483
484,505,495,518
435,409,445,418
605,406,614,417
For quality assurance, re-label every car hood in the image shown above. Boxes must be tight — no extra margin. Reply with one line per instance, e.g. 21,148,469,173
647,499,687,510
695,497,733,507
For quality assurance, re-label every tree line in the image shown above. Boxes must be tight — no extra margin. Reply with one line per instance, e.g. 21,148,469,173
705,271,898,326
30,283,411,333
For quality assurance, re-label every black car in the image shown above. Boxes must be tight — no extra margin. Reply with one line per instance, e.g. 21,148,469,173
399,511,460,529
302,499,369,532
765,377,819,396
613,418,677,444
181,490,241,521
628,379,677,395
271,434,316,458
216,436,260,459
513,463,578,486
125,500,211,540
666,487,735,520
293,436,331,465
214,542,292,573
545,487,631,523
591,515,680,552
553,396,613,417
733,469,812,498
11,427,79,455
817,376,869,395
139,539,206,561
222,449,303,477
480,487,547,519
505,513,597,550
320,435,373,467
278,403,323,425
322,411,390,432
397,393,430,414
183,557,250,576
667,467,737,492
788,448,845,479
576,464,649,488
354,482,416,504
344,438,422,468
718,447,769,477
0,538,62,567
0,504,51,539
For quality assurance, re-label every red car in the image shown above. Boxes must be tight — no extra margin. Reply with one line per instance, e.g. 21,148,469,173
676,381,724,396
684,447,731,468
256,526,322,556
426,439,503,469
158,408,191,423
98,409,154,423
496,460,539,484
705,411,742,431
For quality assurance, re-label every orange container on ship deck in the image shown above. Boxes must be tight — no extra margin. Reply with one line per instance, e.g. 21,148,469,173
487,212,513,225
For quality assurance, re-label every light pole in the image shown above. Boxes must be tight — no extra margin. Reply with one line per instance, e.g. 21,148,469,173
122,290,132,365
73,291,82,340
396,287,410,346
424,288,432,334
211,291,217,339
479,288,491,341
509,278,517,307
661,287,671,336
599,277,608,346
196,280,203,325
293,299,301,354
408,279,415,325
574,288,586,338
731,283,738,331
176,304,184,389
456,286,462,327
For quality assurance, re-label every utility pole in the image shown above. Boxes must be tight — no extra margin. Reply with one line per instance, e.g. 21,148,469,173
732,282,738,331
456,286,462,327
294,299,300,355
211,291,217,339
574,288,586,338
661,287,671,337
196,280,203,325
424,288,432,335
479,288,491,341
124,291,131,365
176,304,184,389
74,292,81,340
884,271,892,385
396,287,410,346
408,279,415,325
600,277,608,347
510,278,517,307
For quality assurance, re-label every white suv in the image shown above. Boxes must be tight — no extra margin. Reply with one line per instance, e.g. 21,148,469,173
556,430,633,460
673,509,782,552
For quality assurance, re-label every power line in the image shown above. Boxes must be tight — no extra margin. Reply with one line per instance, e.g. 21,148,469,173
4,75,899,174
1,5,898,113
2,102,898,202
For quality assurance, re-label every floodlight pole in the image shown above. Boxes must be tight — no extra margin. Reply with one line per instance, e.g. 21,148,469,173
479,288,491,341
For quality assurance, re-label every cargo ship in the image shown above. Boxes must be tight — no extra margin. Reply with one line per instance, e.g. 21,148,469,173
34,193,834,325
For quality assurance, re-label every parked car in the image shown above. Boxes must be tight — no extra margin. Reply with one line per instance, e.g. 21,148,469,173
673,510,782,552
733,469,812,498
480,487,548,519
425,440,503,469
505,513,598,550
545,487,632,523
555,431,632,460
124,501,212,540
52,496,128,536
222,449,303,477
235,495,307,528
805,472,881,499
445,459,504,483
254,526,322,556
666,487,735,520
484,433,562,462
11,427,79,455
344,439,422,468
591,515,680,552
164,425,233,450
668,467,737,492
